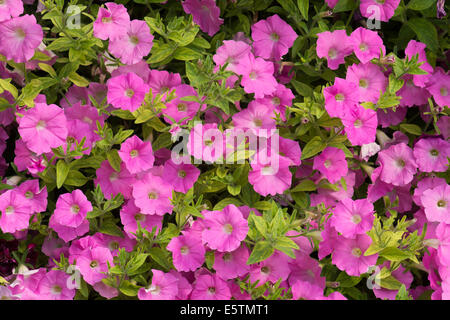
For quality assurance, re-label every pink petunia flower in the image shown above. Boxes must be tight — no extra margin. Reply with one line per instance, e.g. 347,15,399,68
249,251,291,286
93,2,130,40
18,103,68,155
107,72,150,112
202,205,249,252
38,270,75,300
234,53,278,98
405,40,433,88
76,247,114,285
213,245,250,280
325,0,339,8
49,214,90,243
213,40,252,73
120,200,163,238
346,63,387,103
0,190,32,234
53,190,92,228
332,234,378,276
397,75,431,107
340,104,378,146
413,138,450,173
421,184,450,224
163,84,200,124
109,19,154,65
138,269,179,300
118,135,155,174
167,233,205,272
313,147,348,184
16,180,47,213
316,30,352,70
255,83,295,121
191,273,231,300
132,173,174,216
360,0,401,22
0,0,23,22
377,142,417,186
349,27,385,64
324,77,360,118
372,261,413,300
0,14,43,63
187,123,224,163
162,158,200,193
231,100,276,138
426,68,450,108
291,280,325,300
251,14,298,61
147,69,182,100
94,160,134,200
331,198,374,239
181,0,223,36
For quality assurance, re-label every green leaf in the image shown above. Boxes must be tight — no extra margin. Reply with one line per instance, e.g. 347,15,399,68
250,214,268,237
407,0,436,11
147,42,174,64
400,123,422,136
86,207,104,219
0,79,18,99
379,275,403,291
297,0,309,20
68,72,90,87
213,198,243,211
173,47,203,61
64,170,89,187
291,79,313,98
205,250,215,269
407,18,439,52
126,253,149,276
291,191,309,209
395,284,413,300
337,272,362,288
301,136,326,159
274,237,299,258
98,220,123,237
111,110,135,120
56,160,70,189
38,63,57,78
290,179,316,192
227,184,241,196
247,241,274,265
379,247,412,262
253,201,273,211
119,280,140,297
152,132,172,151
106,149,121,172
148,247,173,271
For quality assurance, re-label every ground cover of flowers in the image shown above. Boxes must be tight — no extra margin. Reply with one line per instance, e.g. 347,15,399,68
0,0,448,300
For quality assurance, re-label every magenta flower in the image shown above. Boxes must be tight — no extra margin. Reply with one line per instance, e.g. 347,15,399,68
187,123,224,163
313,147,348,184
413,138,450,173
202,205,249,252
0,190,32,234
249,251,291,285
120,200,163,238
316,30,352,70
398,75,431,107
427,68,450,108
93,2,130,40
53,190,92,228
405,40,433,88
288,252,326,288
331,198,374,239
360,0,401,22
182,0,223,37
162,158,200,193
94,160,134,200
372,262,413,300
255,83,295,121
346,63,387,103
18,103,68,155
325,0,339,8
251,14,298,61
138,269,179,300
291,280,325,300
49,214,90,243
213,40,252,73
76,247,114,285
109,19,154,65
107,72,150,112
324,77,360,118
132,174,174,216
248,154,292,196
118,135,155,174
163,84,200,124
213,245,250,280
332,234,378,276
191,274,231,300
231,101,276,138
0,0,23,22
377,143,417,186
38,270,75,300
234,53,278,98
167,233,205,272
17,180,47,214
349,27,385,63
147,69,182,100
341,104,378,146
421,184,450,224
0,14,43,63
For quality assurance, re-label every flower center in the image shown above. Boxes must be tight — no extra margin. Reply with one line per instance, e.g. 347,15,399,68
134,213,145,221
437,200,447,208
125,89,135,98
351,214,362,224
270,32,280,41
328,48,338,59
430,149,439,157
148,191,158,199
441,87,448,97
351,248,362,257
25,191,34,199
406,79,415,87
249,71,257,80
5,206,14,215
223,223,233,235
359,43,368,51
180,246,189,255
51,285,62,295
261,165,274,175
223,252,232,262
109,172,119,182
272,97,281,105
354,119,363,128
70,204,80,214
335,93,345,101
359,78,368,88
324,159,332,168
178,170,186,178
204,139,213,146
15,28,26,39
130,35,140,45
36,120,46,131
396,158,406,168
177,103,187,112
109,241,120,250
90,260,98,268
253,118,263,127
66,136,76,144
207,287,216,295
261,266,270,275
376,0,386,4
130,149,139,158
102,16,112,23
149,285,161,295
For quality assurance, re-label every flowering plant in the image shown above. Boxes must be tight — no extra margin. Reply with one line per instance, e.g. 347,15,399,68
0,0,448,301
